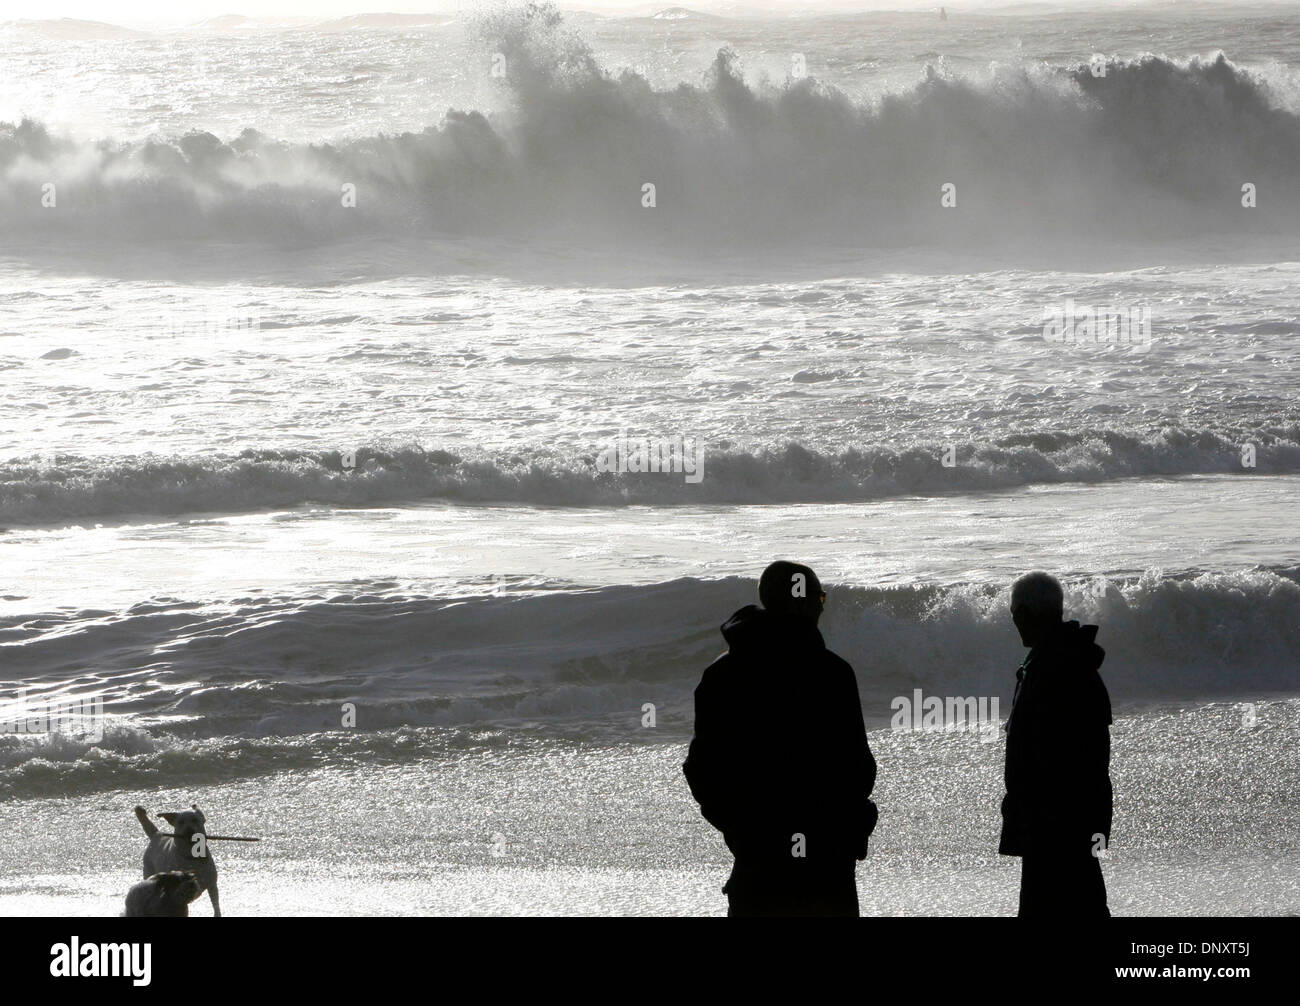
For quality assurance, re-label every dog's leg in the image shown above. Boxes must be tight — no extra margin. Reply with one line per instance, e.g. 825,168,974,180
134,805,158,838
208,881,221,917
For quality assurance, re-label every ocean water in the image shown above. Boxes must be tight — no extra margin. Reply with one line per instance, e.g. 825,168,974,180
1,4,1299,916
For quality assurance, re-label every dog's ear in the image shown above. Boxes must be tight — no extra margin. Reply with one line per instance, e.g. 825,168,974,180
159,813,178,825
191,804,205,821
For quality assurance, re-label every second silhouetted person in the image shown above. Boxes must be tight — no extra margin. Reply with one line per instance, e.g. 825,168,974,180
999,571,1113,917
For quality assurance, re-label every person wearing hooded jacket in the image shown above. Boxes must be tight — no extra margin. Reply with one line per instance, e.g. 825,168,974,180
1000,571,1114,917
683,561,877,917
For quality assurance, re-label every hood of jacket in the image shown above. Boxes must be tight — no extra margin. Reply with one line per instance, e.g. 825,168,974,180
1029,619,1105,673
1015,619,1112,728
721,604,826,656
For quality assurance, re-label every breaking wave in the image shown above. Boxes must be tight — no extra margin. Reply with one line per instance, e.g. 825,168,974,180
2,567,1297,797
4,423,1299,524
2,5,1298,261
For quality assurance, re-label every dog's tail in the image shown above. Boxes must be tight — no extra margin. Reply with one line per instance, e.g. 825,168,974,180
134,805,159,838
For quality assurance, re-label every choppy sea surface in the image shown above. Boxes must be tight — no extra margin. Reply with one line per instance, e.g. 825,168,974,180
0,4,1297,914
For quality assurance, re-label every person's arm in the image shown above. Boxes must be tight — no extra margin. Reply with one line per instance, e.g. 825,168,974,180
682,662,735,835
841,660,878,858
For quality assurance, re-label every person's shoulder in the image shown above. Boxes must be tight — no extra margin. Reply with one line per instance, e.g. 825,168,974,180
823,647,852,668
698,649,738,687
1030,639,1111,707
822,648,858,681
703,648,732,671
1035,641,1103,682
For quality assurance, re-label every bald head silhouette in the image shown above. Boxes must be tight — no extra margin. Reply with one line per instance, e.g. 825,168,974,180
1010,570,1065,648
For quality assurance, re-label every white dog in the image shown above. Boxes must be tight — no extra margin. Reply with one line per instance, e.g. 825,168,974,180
122,871,203,917
134,804,221,917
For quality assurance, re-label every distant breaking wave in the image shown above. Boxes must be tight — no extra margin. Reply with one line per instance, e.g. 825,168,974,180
1,4,1298,257
2,568,1297,798
3,423,1299,524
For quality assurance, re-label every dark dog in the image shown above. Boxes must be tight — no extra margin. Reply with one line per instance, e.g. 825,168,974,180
135,804,221,916
122,871,203,917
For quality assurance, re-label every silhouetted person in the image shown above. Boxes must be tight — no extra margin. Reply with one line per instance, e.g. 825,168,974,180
684,561,877,917
1000,571,1113,917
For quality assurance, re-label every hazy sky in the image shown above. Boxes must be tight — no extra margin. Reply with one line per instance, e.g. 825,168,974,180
10,1,728,24
1,1,1227,30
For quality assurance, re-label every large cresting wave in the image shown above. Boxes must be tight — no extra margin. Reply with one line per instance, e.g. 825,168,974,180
2,4,1299,258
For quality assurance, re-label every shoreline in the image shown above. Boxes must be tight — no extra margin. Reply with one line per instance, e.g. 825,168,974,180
2,700,1296,917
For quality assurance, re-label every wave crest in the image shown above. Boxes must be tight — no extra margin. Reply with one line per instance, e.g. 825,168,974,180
2,568,1297,797
2,7,1298,256
4,424,1299,524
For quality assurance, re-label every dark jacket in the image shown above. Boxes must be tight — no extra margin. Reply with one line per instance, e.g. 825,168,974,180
999,620,1113,857
683,605,877,868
